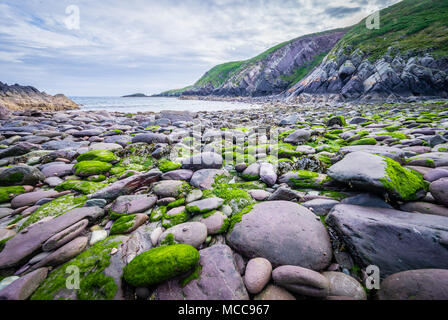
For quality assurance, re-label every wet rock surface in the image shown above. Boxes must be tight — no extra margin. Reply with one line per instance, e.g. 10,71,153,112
0,101,447,300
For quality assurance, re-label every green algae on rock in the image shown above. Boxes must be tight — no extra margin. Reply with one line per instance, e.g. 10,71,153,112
55,180,107,195
158,159,182,173
31,237,122,300
349,138,377,146
110,215,137,235
77,150,118,163
0,186,26,203
20,194,87,230
74,161,113,177
379,157,428,201
123,244,199,287
281,170,330,189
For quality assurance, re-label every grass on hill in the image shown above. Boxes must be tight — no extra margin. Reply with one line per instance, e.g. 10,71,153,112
331,0,448,61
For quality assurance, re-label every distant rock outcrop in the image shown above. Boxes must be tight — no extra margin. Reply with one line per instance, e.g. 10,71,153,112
122,93,150,97
0,82,79,111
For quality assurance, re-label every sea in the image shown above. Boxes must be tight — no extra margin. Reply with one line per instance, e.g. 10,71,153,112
70,96,257,113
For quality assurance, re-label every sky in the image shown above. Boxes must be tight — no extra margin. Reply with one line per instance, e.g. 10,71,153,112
0,0,400,96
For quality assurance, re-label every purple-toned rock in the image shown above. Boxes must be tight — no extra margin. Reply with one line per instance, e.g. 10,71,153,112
155,244,249,300
0,206,104,269
161,169,194,181
429,178,448,206
378,269,448,300
259,162,277,186
244,258,272,294
11,190,60,209
181,152,223,171
424,168,448,182
198,211,228,235
326,204,448,277
254,284,296,300
31,237,88,270
248,189,271,201
158,222,207,248
400,202,448,217
89,170,161,202
272,265,329,297
227,201,332,270
322,271,366,300
190,169,227,190
0,268,48,300
131,133,168,144
42,219,89,251
110,194,157,215
41,163,74,178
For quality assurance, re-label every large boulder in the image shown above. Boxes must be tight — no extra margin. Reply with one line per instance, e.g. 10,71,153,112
155,244,249,300
327,151,427,201
378,269,448,300
338,145,406,164
226,201,332,270
326,204,448,277
0,165,45,186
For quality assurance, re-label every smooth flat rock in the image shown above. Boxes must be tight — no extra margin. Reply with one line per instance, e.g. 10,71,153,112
227,201,332,270
0,206,104,269
0,268,48,300
90,170,161,202
378,269,448,300
11,190,60,209
326,204,448,277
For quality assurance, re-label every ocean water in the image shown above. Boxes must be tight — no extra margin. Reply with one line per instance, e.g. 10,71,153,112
70,96,257,113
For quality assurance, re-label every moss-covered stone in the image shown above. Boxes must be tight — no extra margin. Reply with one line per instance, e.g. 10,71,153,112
77,150,118,163
74,161,112,177
20,194,87,230
123,244,200,287
149,206,166,222
31,237,121,300
55,180,107,195
166,198,186,210
110,215,137,235
158,159,182,173
287,170,330,189
0,186,26,204
161,209,189,229
376,132,407,140
202,183,254,214
349,138,377,146
379,157,428,201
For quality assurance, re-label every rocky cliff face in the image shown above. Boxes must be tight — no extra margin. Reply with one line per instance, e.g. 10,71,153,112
285,48,448,102
0,82,79,111
163,29,348,97
285,0,448,102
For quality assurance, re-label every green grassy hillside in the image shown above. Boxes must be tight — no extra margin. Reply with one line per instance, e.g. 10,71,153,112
332,0,448,60
193,28,348,90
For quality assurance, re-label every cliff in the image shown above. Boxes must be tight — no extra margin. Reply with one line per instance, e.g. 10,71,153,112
0,82,79,111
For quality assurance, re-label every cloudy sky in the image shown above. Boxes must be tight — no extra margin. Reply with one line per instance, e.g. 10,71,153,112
0,0,400,96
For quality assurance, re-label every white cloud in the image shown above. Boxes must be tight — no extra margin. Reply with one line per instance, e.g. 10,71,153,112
0,0,401,95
